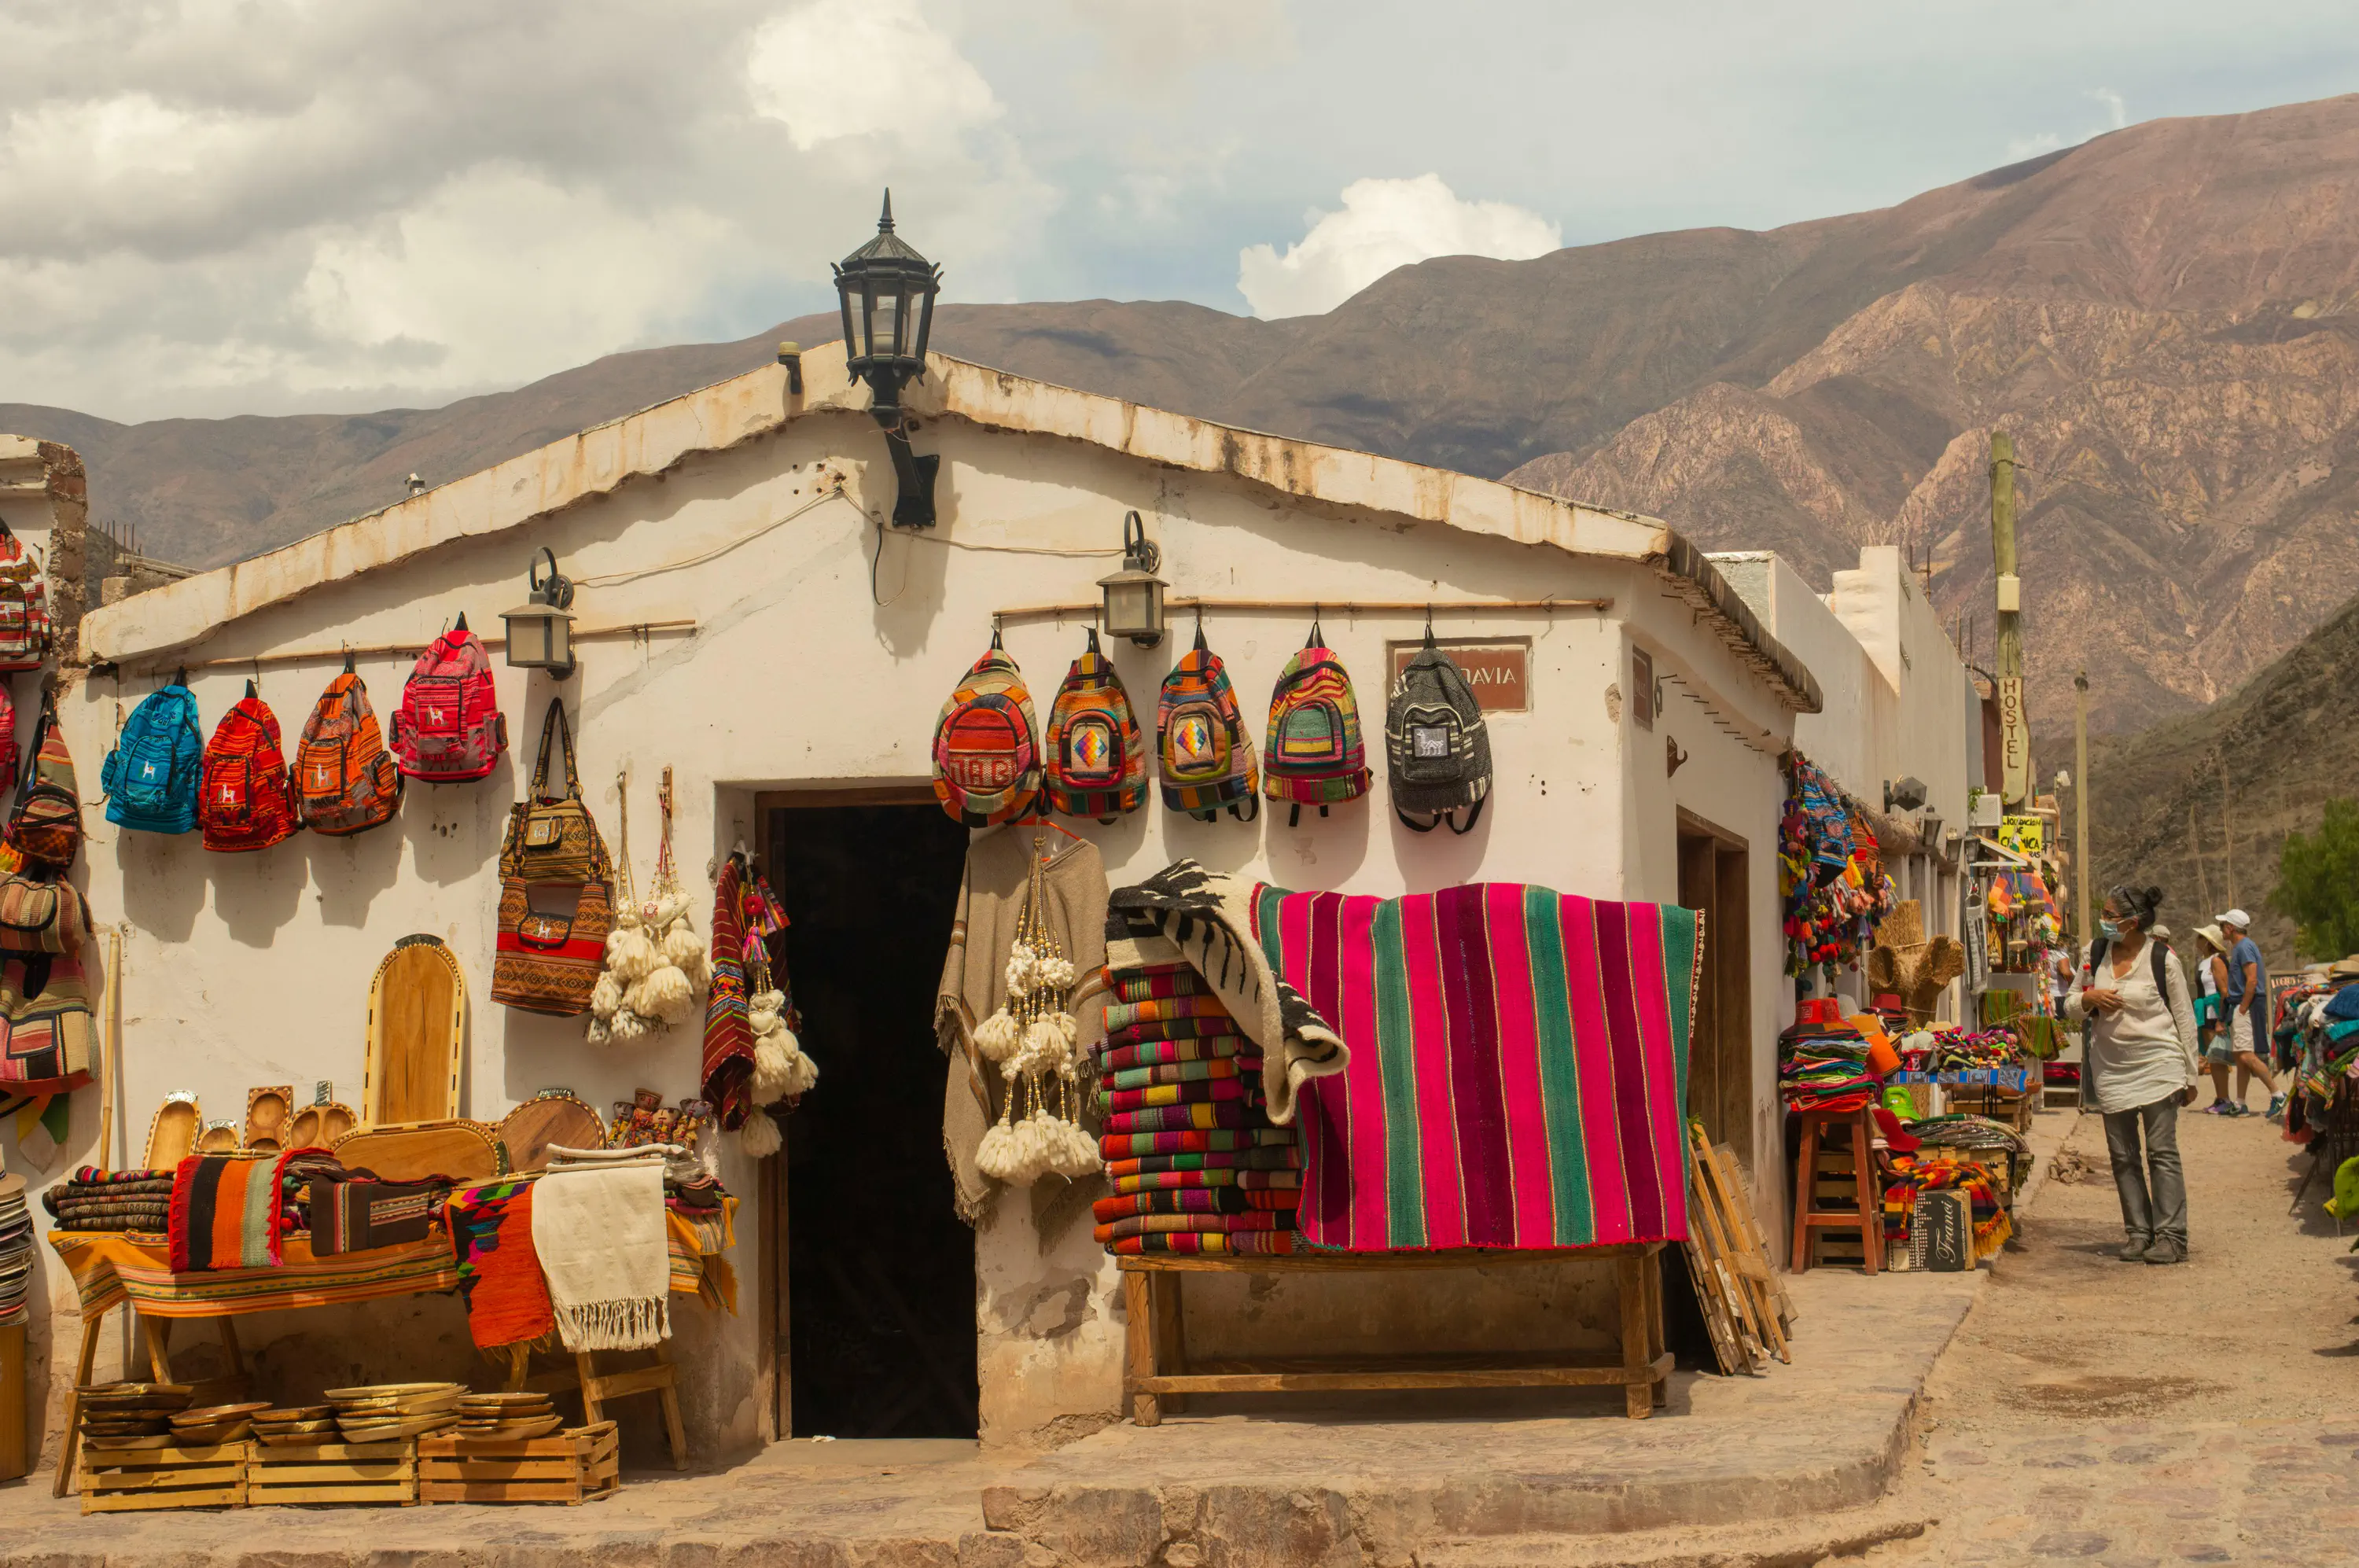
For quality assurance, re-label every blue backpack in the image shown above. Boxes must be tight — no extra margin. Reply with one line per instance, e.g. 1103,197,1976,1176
101,684,203,834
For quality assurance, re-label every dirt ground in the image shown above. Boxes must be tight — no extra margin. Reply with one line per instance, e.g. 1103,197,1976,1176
1866,1104,2359,1566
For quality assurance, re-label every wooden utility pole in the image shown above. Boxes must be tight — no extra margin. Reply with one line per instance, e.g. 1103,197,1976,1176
2218,753,2238,908
2074,671,2092,943
2188,803,2213,915
1992,434,2029,804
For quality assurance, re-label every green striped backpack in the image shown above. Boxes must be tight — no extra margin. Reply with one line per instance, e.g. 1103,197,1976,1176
1156,624,1259,823
1263,621,1370,826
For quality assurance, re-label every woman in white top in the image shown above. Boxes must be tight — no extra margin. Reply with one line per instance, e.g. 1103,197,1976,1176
2063,884,2200,1264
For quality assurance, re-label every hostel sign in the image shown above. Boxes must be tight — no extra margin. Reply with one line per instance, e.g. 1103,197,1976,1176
1997,675,2030,804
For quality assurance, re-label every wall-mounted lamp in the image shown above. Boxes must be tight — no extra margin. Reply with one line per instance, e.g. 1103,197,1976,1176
501,547,577,679
834,191,943,529
1096,510,1168,647
1917,809,1943,847
1883,775,1927,813
1665,736,1689,776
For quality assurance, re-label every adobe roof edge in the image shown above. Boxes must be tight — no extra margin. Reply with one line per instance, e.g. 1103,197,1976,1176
79,346,1819,712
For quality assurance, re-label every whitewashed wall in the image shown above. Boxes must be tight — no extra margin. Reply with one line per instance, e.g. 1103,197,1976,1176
19,392,1812,1457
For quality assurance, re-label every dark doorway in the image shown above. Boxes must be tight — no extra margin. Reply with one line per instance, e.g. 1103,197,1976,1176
1675,812,1754,1165
764,797,975,1439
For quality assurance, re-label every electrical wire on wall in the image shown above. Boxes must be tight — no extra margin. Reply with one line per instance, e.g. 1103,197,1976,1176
863,504,1127,608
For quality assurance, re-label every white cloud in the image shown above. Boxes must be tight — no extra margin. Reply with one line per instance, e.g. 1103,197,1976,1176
2006,131,2064,160
748,0,1000,152
2002,87,2131,164
1236,175,1560,319
2092,86,2129,129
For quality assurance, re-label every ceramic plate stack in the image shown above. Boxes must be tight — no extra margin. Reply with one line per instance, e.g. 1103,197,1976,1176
250,1404,338,1447
0,1174,30,1327
77,1382,194,1450
454,1391,562,1441
326,1382,464,1442
167,1401,269,1445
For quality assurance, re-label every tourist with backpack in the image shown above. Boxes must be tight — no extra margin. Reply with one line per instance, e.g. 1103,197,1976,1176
1385,628,1491,833
2066,883,2200,1264
101,682,203,834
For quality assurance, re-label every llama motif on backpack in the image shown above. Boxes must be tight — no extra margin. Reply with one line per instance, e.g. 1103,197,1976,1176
1157,621,1259,823
0,523,53,674
1043,628,1144,822
392,617,507,782
101,683,202,834
1263,619,1370,826
201,690,297,852
1385,630,1491,834
932,632,1041,828
296,666,403,836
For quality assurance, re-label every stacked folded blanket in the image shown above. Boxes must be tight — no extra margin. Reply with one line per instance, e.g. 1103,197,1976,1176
1780,1011,1876,1113
42,1165,174,1233
1093,954,1301,1256
0,1174,29,1327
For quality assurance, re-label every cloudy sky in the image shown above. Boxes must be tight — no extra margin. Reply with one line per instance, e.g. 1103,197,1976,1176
5,0,2357,422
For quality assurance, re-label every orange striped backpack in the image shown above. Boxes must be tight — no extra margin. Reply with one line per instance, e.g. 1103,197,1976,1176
200,687,297,852
1263,620,1370,826
296,664,402,837
1043,629,1143,821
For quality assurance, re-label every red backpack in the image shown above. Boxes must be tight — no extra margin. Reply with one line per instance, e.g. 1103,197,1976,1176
930,634,1040,828
297,666,402,836
392,618,506,782
200,690,297,852
0,524,52,674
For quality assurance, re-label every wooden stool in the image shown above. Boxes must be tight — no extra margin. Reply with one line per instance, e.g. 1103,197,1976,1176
1790,1105,1881,1275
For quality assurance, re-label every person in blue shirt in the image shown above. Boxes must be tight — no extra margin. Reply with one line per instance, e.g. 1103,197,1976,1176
2213,909,2283,1119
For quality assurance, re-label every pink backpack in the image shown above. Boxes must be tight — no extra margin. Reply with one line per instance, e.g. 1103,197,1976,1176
391,618,507,782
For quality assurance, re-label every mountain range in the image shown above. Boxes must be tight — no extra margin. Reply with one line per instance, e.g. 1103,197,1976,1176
13,94,2359,742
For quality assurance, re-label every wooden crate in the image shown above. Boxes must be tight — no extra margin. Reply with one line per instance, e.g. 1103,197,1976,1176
81,1440,249,1514
247,1438,416,1507
418,1421,617,1504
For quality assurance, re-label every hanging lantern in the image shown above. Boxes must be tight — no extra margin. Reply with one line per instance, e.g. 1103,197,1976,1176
1095,510,1167,648
501,546,576,679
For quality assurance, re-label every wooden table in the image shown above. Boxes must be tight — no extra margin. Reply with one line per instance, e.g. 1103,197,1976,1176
1117,1242,1671,1425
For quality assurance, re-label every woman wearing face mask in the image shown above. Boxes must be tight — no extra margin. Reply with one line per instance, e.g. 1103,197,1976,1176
2065,884,2200,1264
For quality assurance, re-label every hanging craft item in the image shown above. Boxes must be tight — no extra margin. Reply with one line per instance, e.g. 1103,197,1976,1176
296,659,403,837
973,834,1099,1183
703,852,811,1157
1385,624,1491,834
0,521,54,672
1156,618,1260,823
491,700,613,1017
1043,628,1144,821
587,767,706,1043
364,935,466,1125
1263,616,1371,826
3,694,82,877
745,867,815,1111
100,683,200,835
931,631,1041,828
199,683,299,853
391,615,507,783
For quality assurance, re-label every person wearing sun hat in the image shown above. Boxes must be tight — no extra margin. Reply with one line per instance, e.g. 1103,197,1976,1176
2067,884,2200,1264
2214,909,2283,1118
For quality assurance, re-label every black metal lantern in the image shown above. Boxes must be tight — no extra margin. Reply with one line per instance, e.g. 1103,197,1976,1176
1096,510,1167,647
835,190,944,528
501,547,577,679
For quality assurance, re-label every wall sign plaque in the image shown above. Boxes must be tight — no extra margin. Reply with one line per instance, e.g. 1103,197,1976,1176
1386,640,1529,712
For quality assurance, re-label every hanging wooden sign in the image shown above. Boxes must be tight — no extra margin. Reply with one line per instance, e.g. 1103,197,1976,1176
1386,640,1529,712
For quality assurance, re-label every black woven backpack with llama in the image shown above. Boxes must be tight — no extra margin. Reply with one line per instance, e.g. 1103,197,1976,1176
1385,631,1491,834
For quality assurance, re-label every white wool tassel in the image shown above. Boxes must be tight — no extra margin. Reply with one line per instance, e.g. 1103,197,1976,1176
782,1039,819,1095
606,924,659,984
608,1007,650,1044
1003,943,1040,995
751,1032,793,1100
662,920,705,973
747,1003,781,1036
735,1110,782,1158
1012,1018,1066,1078
584,1014,612,1047
1046,1115,1102,1177
639,963,696,1023
590,970,624,1021
976,1120,1021,1182
973,1009,1020,1062
612,897,645,931
1036,954,1076,992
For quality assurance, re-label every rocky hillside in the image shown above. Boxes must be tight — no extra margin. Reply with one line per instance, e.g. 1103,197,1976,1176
2085,581,2359,963
15,95,2359,739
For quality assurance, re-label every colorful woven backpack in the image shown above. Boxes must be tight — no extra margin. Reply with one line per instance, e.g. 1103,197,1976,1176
391,617,506,782
1043,628,1144,821
200,688,297,853
101,683,201,834
296,664,402,837
3,695,80,874
1263,620,1370,826
0,524,53,674
1157,621,1259,823
932,632,1041,828
1385,631,1491,834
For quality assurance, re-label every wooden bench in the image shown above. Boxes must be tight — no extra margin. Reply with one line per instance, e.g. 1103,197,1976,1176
1118,1241,1671,1424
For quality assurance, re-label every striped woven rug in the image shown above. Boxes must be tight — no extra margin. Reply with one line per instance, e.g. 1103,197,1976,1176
1250,882,1698,1252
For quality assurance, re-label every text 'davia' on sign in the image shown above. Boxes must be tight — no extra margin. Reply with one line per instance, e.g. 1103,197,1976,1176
1386,640,1529,712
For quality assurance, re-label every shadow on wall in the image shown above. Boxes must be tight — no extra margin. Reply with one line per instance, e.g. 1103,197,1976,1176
402,751,514,889
868,502,955,660
118,826,207,943
304,820,405,930
1265,794,1374,889
207,841,305,948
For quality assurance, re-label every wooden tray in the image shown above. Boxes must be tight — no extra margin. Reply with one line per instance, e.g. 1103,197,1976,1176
496,1091,607,1172
417,1422,617,1505
245,1087,294,1152
247,1438,416,1507
142,1094,201,1169
81,1440,249,1514
365,936,466,1127
286,1102,357,1150
331,1121,502,1183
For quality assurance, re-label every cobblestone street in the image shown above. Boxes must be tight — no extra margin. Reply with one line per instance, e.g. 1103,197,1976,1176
1868,1106,2359,1566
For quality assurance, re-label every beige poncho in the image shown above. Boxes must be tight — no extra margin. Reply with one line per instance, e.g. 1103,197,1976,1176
934,826,1109,1225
